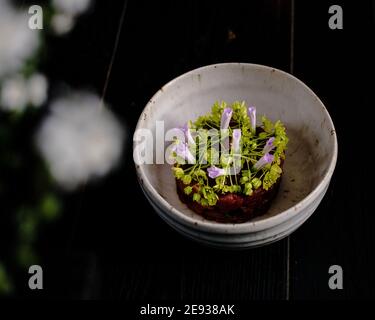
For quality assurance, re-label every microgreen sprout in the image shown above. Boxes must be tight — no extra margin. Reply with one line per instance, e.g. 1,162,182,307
170,101,288,206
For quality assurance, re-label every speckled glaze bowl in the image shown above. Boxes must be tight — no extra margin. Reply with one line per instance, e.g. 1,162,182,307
133,63,338,248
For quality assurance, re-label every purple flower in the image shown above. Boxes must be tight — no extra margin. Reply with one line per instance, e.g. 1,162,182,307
247,106,256,133
181,123,196,146
181,123,188,134
232,129,241,154
262,137,275,154
220,108,233,130
207,166,227,179
254,153,274,170
174,142,195,164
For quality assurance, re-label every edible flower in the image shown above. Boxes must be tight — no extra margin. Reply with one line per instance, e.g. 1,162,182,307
207,166,227,179
247,106,256,133
181,123,196,146
220,107,233,130
254,153,274,170
172,141,196,164
232,129,241,154
262,137,275,154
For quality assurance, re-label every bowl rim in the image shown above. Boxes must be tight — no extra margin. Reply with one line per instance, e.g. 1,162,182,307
133,62,338,234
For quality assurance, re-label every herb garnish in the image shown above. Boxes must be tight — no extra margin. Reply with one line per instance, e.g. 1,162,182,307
170,101,289,207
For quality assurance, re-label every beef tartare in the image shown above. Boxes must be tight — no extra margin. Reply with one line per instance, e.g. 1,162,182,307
169,101,288,223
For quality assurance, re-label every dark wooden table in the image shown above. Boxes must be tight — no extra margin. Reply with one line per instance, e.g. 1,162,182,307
31,0,374,300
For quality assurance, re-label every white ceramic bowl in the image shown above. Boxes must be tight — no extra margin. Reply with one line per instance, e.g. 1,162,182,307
133,63,338,248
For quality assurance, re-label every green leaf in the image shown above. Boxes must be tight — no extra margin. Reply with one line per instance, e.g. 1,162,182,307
200,198,209,206
40,194,60,221
193,193,201,202
17,244,38,268
213,184,222,192
251,178,262,189
258,132,269,139
244,182,253,195
220,154,232,166
262,115,274,133
270,164,282,175
207,197,217,206
182,175,192,185
222,185,231,193
184,186,193,195
202,186,208,198
241,169,251,176
263,172,272,190
172,167,184,179
240,176,249,184
0,263,13,295
194,169,207,179
215,176,225,185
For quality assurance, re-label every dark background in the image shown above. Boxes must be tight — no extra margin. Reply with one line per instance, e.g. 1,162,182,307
5,0,375,299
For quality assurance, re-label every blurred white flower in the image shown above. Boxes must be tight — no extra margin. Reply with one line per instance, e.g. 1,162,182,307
51,13,75,35
0,1,40,79
52,0,91,16
27,73,48,107
1,73,49,111
36,92,125,190
0,75,28,112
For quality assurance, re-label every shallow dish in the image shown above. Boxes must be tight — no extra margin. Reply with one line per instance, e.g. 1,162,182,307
133,63,338,248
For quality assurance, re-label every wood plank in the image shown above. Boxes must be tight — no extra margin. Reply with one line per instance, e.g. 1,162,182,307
98,0,293,300
19,0,294,300
290,0,375,299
